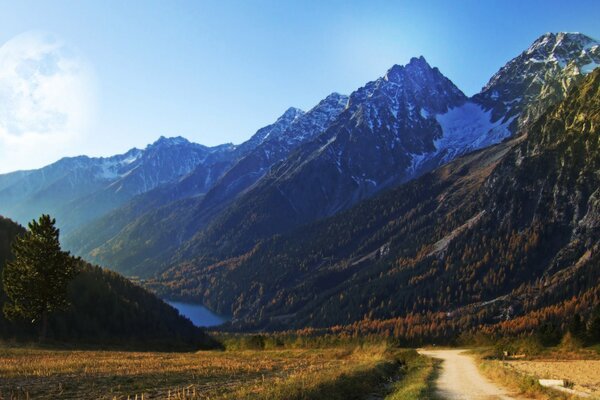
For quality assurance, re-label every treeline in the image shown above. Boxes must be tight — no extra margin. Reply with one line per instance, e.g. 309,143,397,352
214,297,600,350
0,215,218,349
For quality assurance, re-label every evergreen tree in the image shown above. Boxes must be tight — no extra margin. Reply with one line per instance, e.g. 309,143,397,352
567,313,585,340
2,215,77,341
588,305,600,343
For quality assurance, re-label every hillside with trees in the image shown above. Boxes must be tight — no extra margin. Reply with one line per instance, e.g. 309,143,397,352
153,69,600,339
0,215,217,348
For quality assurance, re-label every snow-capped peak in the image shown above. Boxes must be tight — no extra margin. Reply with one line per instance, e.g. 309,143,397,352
384,56,432,82
151,136,191,147
309,92,348,112
279,107,305,123
528,32,596,53
523,32,599,69
474,31,599,131
383,56,436,82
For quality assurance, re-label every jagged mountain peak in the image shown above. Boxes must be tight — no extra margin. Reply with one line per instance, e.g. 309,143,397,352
383,56,433,82
279,107,305,122
311,92,349,111
321,91,348,103
348,57,465,116
234,107,306,155
325,91,346,99
352,57,466,121
406,55,431,70
528,32,597,52
482,32,599,92
150,135,192,148
473,31,599,131
524,32,599,68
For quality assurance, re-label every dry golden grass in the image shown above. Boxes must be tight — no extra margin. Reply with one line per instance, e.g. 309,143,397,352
0,345,394,399
506,360,600,397
473,344,600,399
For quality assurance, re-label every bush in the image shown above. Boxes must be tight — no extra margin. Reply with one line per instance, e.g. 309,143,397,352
559,331,583,352
491,336,544,358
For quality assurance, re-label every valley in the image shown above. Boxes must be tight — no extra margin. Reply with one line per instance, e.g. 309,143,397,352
0,8,598,397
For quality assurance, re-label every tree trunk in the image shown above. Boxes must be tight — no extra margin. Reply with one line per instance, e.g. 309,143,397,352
39,310,48,343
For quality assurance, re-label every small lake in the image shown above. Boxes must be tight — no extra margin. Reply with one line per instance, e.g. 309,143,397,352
166,300,229,327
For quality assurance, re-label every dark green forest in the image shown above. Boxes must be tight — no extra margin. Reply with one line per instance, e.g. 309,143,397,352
0,216,217,349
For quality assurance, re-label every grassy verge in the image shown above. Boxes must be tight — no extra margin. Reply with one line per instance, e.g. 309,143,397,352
477,355,578,400
385,350,439,400
236,353,396,399
224,348,437,400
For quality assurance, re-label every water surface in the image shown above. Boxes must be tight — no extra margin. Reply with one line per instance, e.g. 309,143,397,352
166,300,229,327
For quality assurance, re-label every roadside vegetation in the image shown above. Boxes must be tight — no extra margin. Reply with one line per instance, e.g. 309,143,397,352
467,318,600,399
478,357,575,400
0,340,435,400
384,350,439,400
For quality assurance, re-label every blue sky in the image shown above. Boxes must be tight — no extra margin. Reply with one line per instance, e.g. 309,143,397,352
1,0,599,171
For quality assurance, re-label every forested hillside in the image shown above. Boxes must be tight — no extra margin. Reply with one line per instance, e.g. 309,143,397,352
0,216,217,348
153,69,600,337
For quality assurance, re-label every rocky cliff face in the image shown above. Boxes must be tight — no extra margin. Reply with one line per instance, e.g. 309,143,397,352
474,32,599,129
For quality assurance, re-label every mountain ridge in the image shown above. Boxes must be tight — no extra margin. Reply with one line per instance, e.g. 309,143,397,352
65,32,600,279
153,69,600,333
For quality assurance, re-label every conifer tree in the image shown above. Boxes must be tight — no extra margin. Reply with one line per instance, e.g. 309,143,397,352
2,215,77,341
587,305,600,343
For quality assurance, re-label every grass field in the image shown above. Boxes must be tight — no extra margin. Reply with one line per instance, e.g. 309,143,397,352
475,345,600,400
0,344,432,399
506,359,600,396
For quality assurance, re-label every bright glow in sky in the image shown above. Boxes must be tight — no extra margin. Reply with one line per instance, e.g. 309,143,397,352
0,31,97,172
0,0,599,173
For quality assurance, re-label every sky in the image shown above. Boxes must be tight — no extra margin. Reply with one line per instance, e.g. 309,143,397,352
1,0,599,173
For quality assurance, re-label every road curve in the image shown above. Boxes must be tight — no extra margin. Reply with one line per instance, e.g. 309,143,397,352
418,349,525,400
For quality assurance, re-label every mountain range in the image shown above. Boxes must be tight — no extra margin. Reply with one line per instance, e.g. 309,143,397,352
0,32,598,333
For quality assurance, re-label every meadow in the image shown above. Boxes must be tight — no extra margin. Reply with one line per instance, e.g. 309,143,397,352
474,338,600,399
0,343,435,400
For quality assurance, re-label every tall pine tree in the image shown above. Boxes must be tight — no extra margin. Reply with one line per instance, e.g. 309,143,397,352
2,215,77,341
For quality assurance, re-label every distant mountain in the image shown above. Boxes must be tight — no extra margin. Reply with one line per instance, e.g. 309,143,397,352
154,68,600,333
200,94,348,211
0,137,236,232
57,32,600,281
67,95,348,275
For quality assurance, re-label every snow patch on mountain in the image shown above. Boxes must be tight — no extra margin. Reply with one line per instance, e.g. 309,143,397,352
434,102,513,162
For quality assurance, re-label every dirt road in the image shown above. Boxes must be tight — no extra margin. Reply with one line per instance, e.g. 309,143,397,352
418,349,524,399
